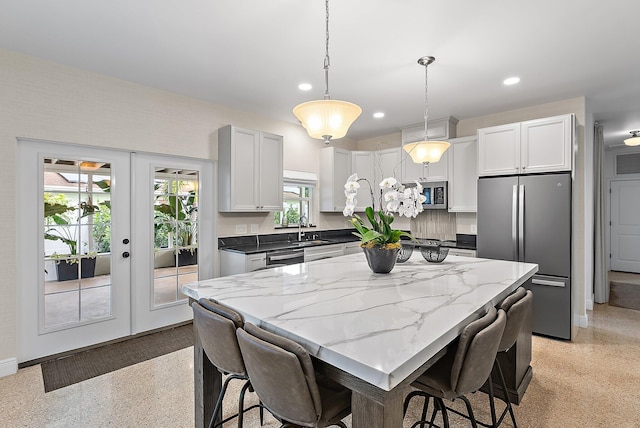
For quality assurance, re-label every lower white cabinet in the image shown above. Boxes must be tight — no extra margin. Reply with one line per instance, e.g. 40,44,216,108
304,244,345,262
220,251,266,276
447,248,477,257
344,241,362,255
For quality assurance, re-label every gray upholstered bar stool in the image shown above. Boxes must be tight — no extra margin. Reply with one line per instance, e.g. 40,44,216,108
236,323,352,428
192,298,262,428
485,287,534,427
403,307,507,428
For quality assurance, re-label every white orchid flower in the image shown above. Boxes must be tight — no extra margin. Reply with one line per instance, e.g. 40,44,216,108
414,180,423,192
346,173,358,183
344,180,360,191
383,190,399,201
343,203,355,217
379,177,397,189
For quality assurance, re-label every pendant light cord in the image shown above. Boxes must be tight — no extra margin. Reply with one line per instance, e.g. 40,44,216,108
323,0,331,100
423,61,429,140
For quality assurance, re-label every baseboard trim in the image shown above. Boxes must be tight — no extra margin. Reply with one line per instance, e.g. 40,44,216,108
586,297,594,311
574,313,589,328
0,358,18,378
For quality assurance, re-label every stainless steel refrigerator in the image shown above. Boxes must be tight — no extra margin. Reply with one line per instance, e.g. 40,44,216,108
477,172,572,340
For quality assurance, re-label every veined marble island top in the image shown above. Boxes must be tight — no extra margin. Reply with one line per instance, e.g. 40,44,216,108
182,254,537,391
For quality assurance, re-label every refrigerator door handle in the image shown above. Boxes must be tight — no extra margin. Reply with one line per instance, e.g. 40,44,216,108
512,184,518,260
518,184,525,262
532,278,566,287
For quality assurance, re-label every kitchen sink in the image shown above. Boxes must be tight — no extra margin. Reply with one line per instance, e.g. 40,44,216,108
291,239,330,247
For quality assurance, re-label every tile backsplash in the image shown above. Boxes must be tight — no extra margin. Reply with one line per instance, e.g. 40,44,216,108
411,210,457,241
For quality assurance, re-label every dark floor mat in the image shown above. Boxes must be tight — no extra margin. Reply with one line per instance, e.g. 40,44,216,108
610,281,640,311
41,323,193,392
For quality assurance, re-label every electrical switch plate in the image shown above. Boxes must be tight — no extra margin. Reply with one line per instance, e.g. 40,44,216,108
250,224,259,233
470,224,477,233
236,224,247,234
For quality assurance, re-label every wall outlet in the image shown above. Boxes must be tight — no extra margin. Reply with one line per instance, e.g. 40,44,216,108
250,224,259,234
235,224,247,234
470,224,477,233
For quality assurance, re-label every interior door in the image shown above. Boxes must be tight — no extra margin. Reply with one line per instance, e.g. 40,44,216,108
611,180,640,273
17,140,131,363
131,153,215,333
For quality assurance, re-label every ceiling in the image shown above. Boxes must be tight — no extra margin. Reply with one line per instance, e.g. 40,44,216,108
2,0,639,146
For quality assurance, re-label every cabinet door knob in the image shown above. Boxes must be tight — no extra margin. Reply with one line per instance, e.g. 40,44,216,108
122,252,130,258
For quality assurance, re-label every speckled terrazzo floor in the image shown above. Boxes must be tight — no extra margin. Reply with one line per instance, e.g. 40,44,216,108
1,303,639,427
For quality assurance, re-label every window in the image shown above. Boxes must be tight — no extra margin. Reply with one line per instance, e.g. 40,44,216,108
274,182,313,227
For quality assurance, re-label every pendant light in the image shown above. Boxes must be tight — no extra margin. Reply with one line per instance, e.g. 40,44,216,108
293,0,362,145
403,56,450,164
624,130,640,146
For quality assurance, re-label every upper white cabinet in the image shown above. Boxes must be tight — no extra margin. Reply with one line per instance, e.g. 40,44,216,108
218,125,283,212
400,117,456,183
401,117,458,143
375,147,402,183
320,147,351,212
351,151,377,211
521,115,573,174
447,136,477,212
477,114,573,176
400,150,449,183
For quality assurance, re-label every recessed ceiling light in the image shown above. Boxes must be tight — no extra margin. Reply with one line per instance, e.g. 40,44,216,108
503,77,520,86
373,112,385,119
298,83,312,91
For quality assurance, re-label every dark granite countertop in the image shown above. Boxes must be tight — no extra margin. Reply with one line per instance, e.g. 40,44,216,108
218,231,476,255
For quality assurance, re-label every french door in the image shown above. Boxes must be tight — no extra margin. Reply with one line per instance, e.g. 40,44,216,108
131,153,214,333
17,140,214,363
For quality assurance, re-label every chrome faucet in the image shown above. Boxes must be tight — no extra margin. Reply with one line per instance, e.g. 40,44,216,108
298,215,307,241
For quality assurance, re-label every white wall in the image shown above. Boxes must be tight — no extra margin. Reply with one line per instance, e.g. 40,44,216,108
0,48,357,363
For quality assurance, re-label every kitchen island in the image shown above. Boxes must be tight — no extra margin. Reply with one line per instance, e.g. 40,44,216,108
183,253,537,427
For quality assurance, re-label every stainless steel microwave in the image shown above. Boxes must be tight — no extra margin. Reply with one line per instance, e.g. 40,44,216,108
421,182,448,209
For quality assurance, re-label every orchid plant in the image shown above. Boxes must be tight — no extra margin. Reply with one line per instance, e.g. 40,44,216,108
343,174,426,248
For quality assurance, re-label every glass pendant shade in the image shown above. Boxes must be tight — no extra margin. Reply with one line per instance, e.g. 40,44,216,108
293,99,362,141
403,140,450,164
624,131,640,146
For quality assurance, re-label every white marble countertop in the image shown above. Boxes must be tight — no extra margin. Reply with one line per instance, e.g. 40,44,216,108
182,253,537,391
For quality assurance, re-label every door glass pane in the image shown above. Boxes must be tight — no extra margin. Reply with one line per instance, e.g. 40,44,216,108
43,158,112,328
153,168,199,306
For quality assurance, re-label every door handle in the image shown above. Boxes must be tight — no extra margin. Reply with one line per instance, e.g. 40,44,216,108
122,252,130,258
518,184,525,262
512,185,518,260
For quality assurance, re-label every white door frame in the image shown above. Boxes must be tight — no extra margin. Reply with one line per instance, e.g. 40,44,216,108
17,139,132,363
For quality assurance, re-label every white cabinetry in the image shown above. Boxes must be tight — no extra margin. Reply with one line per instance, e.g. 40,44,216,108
304,244,345,262
400,117,456,183
447,136,478,212
320,147,351,212
375,147,402,182
344,241,362,255
521,115,573,174
351,151,376,212
447,248,477,257
218,125,283,212
477,114,573,177
220,251,266,276
401,117,458,144
401,150,449,183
